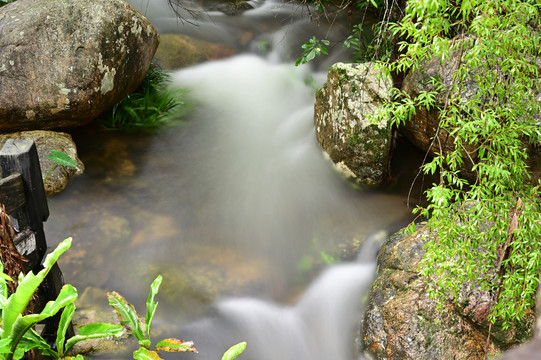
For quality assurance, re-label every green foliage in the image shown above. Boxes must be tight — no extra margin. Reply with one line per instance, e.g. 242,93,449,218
107,275,198,359
375,0,541,328
44,150,78,185
295,37,330,66
0,238,123,360
0,0,15,7
222,342,246,360
106,275,246,360
99,64,189,133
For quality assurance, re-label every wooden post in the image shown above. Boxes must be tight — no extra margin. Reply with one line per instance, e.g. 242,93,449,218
0,139,49,266
0,138,73,345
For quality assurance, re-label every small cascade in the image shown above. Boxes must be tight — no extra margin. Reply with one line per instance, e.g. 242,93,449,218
178,254,377,360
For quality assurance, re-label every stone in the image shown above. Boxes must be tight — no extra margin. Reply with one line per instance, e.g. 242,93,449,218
493,279,541,359
0,0,159,131
69,286,132,357
153,33,236,70
400,42,541,183
362,226,534,360
0,131,84,196
314,62,393,186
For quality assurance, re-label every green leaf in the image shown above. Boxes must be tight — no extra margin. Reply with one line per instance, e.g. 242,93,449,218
18,329,56,358
106,291,145,343
2,238,72,339
65,323,124,355
47,150,77,168
8,284,78,355
155,338,198,353
145,275,162,341
56,302,76,356
133,347,163,360
222,342,247,360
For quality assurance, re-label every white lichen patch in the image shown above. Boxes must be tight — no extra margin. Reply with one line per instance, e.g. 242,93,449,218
96,53,116,94
130,16,143,36
100,71,116,94
25,110,36,120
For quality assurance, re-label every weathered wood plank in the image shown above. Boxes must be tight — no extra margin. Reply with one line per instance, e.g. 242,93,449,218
0,139,49,259
0,173,25,214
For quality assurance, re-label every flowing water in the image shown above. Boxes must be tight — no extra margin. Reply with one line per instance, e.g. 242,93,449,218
43,1,425,359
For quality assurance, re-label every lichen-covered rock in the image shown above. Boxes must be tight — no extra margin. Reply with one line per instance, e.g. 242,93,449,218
153,33,236,70
0,0,159,131
362,226,534,360
314,62,392,186
0,131,84,196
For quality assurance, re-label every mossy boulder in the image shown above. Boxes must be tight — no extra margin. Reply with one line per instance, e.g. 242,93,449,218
362,226,534,360
314,62,393,186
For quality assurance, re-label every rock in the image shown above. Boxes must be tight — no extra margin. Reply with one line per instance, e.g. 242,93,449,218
70,287,133,357
493,279,541,359
0,131,84,196
197,0,254,15
153,33,236,70
0,0,159,131
400,43,541,183
314,62,393,186
362,226,534,360
399,45,479,180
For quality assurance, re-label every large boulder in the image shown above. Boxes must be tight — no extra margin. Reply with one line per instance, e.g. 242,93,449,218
0,131,84,196
362,226,534,360
0,0,159,131
314,62,393,186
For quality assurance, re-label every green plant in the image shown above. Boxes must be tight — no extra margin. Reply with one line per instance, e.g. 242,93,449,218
295,37,330,66
99,64,189,133
0,238,123,360
221,342,246,360
374,0,541,334
43,150,78,185
0,0,15,7
107,275,246,360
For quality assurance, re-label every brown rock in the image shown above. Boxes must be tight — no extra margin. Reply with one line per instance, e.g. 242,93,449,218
0,0,159,131
0,131,84,196
153,33,236,70
362,226,534,360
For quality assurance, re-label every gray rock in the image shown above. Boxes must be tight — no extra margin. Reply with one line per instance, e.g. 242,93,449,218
314,62,393,186
362,226,534,360
0,131,84,196
0,0,159,131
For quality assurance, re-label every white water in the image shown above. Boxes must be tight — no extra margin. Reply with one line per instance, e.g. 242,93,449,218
44,2,417,359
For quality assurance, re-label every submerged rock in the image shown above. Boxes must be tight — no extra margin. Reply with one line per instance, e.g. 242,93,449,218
0,0,159,131
153,33,236,70
362,226,534,360
314,62,393,186
0,131,84,196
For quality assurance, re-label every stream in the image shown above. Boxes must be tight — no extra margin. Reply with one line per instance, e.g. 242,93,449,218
44,1,425,359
